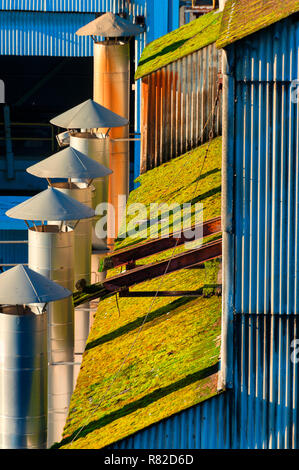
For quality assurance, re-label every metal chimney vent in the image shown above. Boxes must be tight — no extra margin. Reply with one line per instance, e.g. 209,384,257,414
76,12,144,38
5,187,95,222
26,146,113,180
0,264,72,305
50,98,128,129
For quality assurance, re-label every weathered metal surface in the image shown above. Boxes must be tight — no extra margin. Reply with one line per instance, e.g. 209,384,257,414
103,216,222,270
0,311,47,449
140,43,222,172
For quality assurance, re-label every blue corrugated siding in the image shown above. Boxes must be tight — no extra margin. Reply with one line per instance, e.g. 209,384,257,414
0,0,125,12
0,11,96,56
110,15,299,450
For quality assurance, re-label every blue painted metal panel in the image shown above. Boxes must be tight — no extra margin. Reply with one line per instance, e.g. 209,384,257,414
0,11,96,56
110,393,232,449
0,0,125,12
232,16,299,316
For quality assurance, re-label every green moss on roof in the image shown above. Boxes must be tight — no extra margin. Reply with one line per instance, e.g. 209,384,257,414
135,10,223,80
55,137,222,449
217,0,299,48
116,136,222,251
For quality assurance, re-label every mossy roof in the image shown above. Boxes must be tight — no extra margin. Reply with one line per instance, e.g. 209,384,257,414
135,10,223,80
217,0,299,48
55,137,222,449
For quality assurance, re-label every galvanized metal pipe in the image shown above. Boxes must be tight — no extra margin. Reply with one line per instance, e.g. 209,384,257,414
50,181,93,386
28,225,74,447
0,307,47,449
69,132,110,251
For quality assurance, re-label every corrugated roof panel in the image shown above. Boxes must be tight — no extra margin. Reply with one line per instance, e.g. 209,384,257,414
0,11,96,56
0,0,125,12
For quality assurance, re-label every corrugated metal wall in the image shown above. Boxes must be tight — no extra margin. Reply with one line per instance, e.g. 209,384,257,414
0,1,125,12
0,11,96,56
111,14,299,449
140,44,222,173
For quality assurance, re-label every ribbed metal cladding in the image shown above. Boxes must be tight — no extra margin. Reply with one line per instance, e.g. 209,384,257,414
232,16,299,316
230,15,299,449
0,311,47,449
110,393,232,449
0,11,95,56
0,0,126,12
140,44,222,173
233,314,299,449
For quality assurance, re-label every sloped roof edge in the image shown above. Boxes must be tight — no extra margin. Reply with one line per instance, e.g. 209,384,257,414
135,10,223,80
217,0,299,49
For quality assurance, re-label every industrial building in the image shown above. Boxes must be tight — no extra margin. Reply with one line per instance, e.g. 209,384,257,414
0,0,299,451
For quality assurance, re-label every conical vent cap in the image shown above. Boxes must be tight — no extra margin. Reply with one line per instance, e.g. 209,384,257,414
76,12,144,37
0,265,72,305
27,147,113,179
5,187,95,222
50,98,129,129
